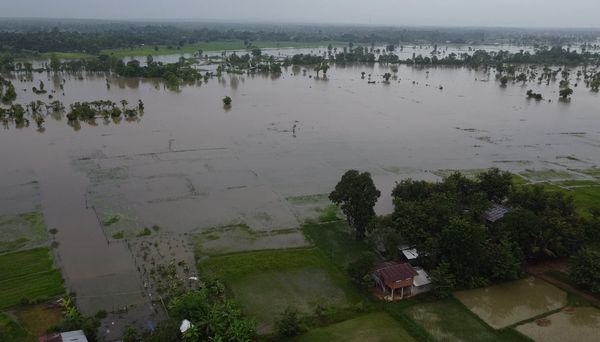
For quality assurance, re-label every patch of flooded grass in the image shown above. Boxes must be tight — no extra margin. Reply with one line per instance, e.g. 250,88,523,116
433,169,488,180
102,214,120,226
112,231,124,239
576,167,600,180
193,223,308,256
493,160,532,166
454,277,567,329
199,248,364,333
0,248,64,309
519,169,578,181
135,227,152,237
0,211,48,254
286,193,330,205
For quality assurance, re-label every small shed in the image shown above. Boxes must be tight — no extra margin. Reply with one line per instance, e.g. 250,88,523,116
372,261,418,300
398,246,419,262
39,330,88,342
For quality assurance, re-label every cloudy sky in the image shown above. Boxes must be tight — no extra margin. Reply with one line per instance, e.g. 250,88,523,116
1,0,599,28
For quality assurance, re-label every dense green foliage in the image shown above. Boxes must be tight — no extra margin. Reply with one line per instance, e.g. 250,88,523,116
570,246,600,294
139,279,255,341
50,296,101,342
329,170,381,240
384,168,593,292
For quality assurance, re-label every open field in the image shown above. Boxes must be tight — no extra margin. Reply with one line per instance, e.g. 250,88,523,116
200,248,364,333
0,211,48,254
516,306,600,342
454,277,567,329
296,311,415,342
403,298,528,341
37,40,346,59
0,248,64,309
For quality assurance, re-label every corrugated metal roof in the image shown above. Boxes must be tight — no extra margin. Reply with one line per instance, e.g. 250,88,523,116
483,205,509,223
401,248,419,260
413,268,432,287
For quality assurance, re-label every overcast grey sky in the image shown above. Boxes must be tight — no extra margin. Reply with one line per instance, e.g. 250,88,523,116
1,0,599,28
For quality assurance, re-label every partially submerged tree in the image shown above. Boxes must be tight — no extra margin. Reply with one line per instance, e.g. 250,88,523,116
329,170,381,239
559,86,573,100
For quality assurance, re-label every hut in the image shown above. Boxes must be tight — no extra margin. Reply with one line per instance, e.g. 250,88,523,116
372,261,418,300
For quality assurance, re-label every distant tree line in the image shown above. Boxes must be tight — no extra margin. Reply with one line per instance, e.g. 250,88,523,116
1,23,598,55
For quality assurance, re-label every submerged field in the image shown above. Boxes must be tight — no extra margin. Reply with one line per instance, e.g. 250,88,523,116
516,306,600,342
454,277,568,329
404,299,519,341
199,248,364,333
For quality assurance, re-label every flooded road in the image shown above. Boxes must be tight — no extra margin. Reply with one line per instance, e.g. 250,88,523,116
1,56,600,319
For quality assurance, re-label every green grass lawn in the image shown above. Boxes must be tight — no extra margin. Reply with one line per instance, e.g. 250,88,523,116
295,311,415,342
0,248,64,309
200,248,365,333
403,298,528,341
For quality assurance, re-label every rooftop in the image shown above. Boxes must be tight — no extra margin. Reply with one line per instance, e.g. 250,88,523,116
483,204,510,223
373,261,418,284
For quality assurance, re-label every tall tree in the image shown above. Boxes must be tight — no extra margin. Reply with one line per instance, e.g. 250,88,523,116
330,170,381,239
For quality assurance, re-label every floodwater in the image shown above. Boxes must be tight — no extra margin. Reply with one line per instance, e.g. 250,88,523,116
454,277,567,329
1,50,600,324
516,306,600,342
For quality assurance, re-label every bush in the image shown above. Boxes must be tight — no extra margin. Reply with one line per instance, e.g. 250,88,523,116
94,310,107,319
276,307,304,337
346,251,376,284
570,246,600,294
123,325,140,342
430,262,456,298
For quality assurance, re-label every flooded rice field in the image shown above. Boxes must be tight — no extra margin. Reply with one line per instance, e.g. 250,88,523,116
1,51,600,323
516,306,600,342
454,277,567,329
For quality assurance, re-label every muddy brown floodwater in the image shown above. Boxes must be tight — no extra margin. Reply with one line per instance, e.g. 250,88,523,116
1,55,600,334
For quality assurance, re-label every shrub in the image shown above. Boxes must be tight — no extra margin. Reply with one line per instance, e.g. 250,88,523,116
570,246,600,294
276,307,304,337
